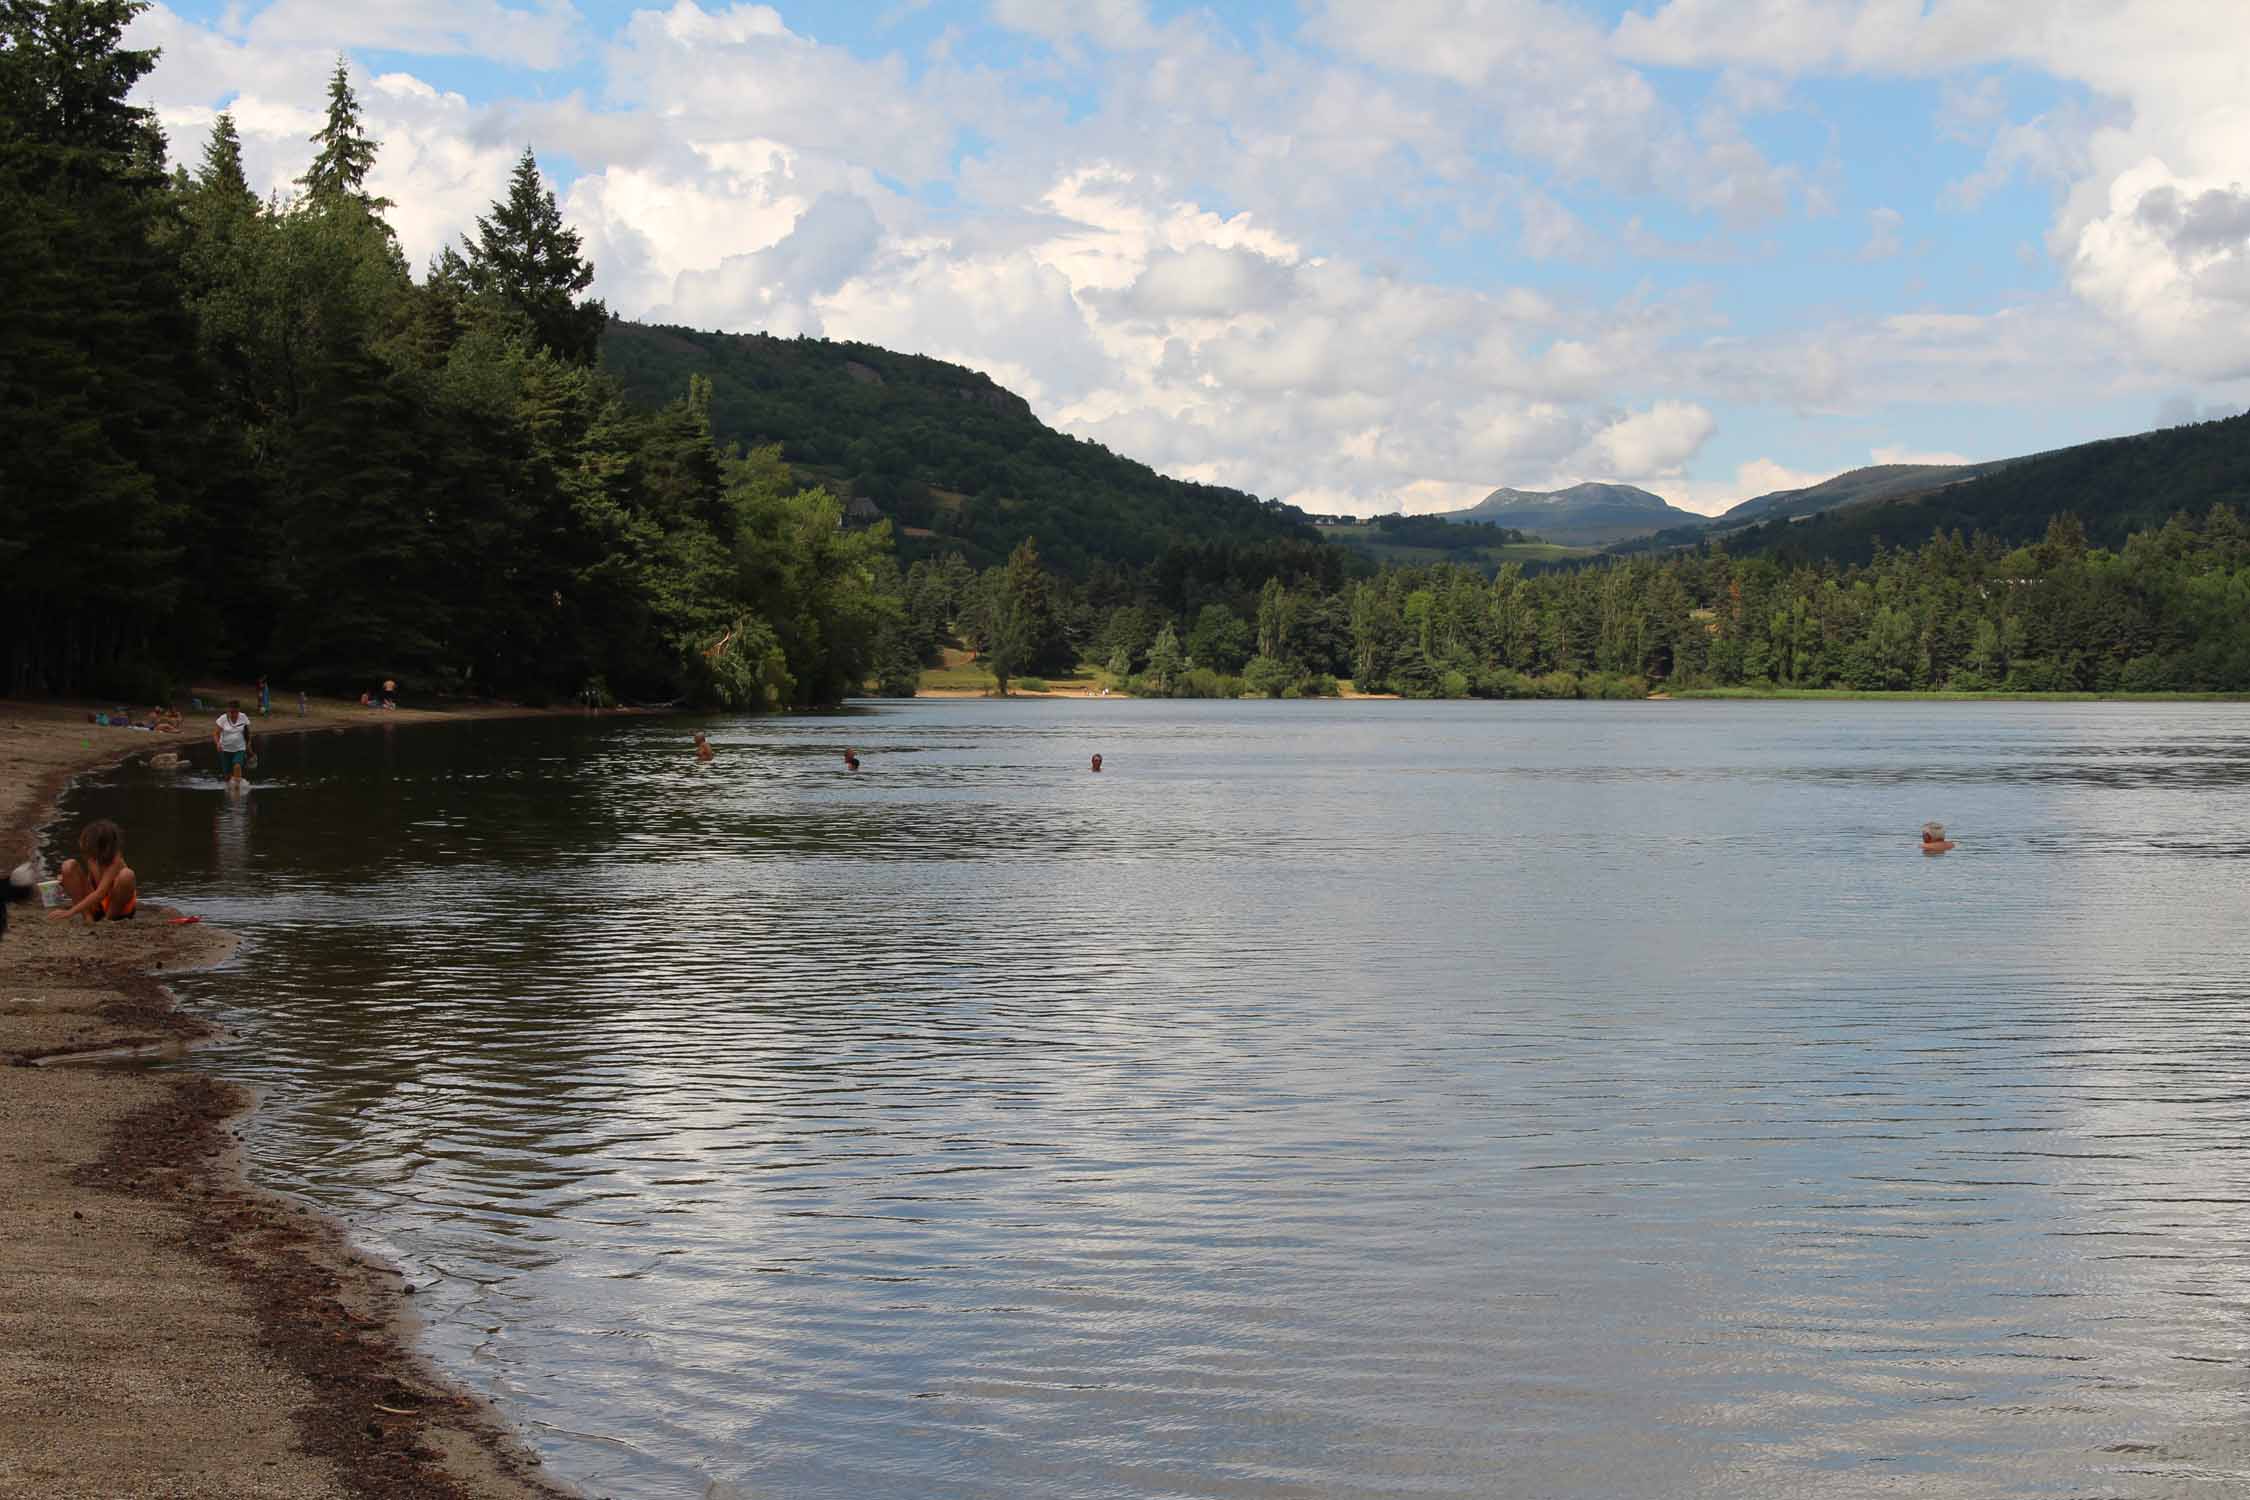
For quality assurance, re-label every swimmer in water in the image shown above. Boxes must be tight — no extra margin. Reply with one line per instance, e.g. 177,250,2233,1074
843,747,860,771
1090,753,1103,773
1921,821,1955,854
693,731,714,762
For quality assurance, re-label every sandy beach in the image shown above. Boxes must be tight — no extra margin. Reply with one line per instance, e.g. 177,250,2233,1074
0,695,589,1498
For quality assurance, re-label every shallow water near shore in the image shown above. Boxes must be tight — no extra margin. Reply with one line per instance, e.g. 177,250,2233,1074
55,700,2250,1498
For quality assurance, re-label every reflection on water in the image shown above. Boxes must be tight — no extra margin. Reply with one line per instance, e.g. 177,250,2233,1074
57,701,2250,1499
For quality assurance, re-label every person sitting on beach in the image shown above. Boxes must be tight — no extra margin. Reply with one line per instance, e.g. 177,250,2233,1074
693,731,714,762
1921,821,1955,855
843,747,860,771
214,699,252,788
51,819,137,924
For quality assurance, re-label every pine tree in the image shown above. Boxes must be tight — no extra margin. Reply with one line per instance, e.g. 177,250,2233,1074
458,146,606,365
0,0,164,187
196,108,250,199
298,56,389,213
0,0,195,695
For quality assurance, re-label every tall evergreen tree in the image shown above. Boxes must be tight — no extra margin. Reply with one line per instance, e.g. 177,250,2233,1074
0,0,163,186
297,56,387,212
195,108,249,198
456,146,606,365
0,0,195,696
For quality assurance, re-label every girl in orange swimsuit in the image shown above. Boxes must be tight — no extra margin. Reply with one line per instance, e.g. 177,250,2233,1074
53,820,138,923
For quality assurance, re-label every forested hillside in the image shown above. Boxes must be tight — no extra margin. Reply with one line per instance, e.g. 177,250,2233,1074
2,7,894,707
1685,413,2250,565
601,321,1316,575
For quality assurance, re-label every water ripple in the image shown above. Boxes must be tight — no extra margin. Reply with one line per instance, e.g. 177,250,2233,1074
51,699,2250,1499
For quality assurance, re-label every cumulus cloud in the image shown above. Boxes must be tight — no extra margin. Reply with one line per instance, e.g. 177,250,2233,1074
1307,0,1797,222
2071,162,2250,379
1611,0,2250,381
1582,400,1718,479
1664,456,1830,516
1108,245,1299,320
659,192,885,334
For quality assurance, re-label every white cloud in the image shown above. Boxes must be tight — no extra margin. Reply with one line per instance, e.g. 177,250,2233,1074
1307,0,1798,222
1108,245,1298,320
660,192,885,335
2070,161,2250,379
1582,399,1718,479
1612,0,2250,382
1664,456,1830,516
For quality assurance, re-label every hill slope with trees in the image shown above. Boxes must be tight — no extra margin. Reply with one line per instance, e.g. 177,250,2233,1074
2,12,895,708
1631,413,2250,565
601,321,1316,576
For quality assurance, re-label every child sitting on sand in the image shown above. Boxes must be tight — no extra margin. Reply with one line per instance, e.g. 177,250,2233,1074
52,820,138,923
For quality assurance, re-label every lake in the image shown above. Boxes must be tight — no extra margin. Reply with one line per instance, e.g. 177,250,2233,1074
56,700,2250,1498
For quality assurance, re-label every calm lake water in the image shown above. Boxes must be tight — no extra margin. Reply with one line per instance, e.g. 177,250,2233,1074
55,700,2250,1498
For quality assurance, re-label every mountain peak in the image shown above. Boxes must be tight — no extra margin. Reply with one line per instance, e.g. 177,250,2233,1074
1429,481,1700,547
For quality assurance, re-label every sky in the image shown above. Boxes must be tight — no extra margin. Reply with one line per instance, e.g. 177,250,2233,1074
127,0,2250,516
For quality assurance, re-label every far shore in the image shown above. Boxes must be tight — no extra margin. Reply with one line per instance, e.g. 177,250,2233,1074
0,690,584,1499
1669,687,2250,702
901,684,2250,704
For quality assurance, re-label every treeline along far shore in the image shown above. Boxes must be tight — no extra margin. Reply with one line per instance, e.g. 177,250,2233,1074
8,3,2250,707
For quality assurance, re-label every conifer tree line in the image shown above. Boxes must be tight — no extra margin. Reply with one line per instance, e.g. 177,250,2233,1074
912,509,2250,698
2,1,897,706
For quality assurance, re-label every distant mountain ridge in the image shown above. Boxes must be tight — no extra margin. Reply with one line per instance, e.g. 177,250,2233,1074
1650,412,2250,565
1717,463,1987,524
1434,481,1707,547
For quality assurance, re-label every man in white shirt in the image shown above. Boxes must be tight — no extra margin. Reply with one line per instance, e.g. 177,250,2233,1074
213,700,253,789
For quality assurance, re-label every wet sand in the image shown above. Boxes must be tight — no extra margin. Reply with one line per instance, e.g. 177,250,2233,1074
1,694,590,1498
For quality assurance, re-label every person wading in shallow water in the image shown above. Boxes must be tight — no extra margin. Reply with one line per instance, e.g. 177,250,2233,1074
213,699,252,789
843,747,860,771
693,731,714,762
1091,753,1103,773
1921,821,1956,854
